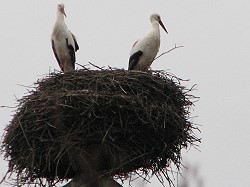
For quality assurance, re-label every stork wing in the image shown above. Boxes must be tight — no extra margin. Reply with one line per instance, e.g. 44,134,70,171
70,32,79,51
65,38,76,70
128,51,143,70
51,39,64,71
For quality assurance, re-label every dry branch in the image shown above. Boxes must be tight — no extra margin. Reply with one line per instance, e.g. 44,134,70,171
154,45,184,61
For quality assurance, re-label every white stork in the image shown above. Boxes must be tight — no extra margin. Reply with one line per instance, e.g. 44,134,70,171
51,3,79,73
128,13,168,71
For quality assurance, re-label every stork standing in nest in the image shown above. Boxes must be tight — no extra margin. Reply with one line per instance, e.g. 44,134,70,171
128,13,168,71
51,3,79,73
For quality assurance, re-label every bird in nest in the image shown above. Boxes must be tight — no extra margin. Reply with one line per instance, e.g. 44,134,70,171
51,3,79,73
128,13,168,71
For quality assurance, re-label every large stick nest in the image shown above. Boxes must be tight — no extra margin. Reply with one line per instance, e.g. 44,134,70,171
1,69,199,186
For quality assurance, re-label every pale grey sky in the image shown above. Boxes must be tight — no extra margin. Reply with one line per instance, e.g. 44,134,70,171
1,1,250,187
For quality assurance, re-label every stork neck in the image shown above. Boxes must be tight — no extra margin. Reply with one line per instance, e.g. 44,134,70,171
151,22,160,34
53,12,67,34
56,11,65,22
152,20,159,27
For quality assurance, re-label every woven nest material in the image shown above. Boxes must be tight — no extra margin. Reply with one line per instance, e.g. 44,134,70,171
1,69,200,186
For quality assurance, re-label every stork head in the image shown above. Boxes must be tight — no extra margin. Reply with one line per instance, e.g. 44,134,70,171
150,13,168,34
57,3,67,17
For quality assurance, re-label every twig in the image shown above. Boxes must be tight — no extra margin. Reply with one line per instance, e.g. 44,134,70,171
0,105,16,108
88,62,105,70
17,84,36,89
154,44,184,61
76,63,89,70
0,171,8,184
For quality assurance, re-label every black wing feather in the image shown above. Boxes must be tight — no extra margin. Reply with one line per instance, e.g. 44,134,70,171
128,51,143,70
66,38,76,70
70,32,79,51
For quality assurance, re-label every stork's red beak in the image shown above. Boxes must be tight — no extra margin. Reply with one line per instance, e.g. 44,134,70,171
61,8,67,17
159,20,168,34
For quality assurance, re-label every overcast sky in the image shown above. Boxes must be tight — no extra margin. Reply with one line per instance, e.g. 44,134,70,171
1,1,250,187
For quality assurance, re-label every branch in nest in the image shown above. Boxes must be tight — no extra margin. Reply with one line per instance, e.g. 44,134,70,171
76,62,106,70
154,44,184,61
88,62,105,70
0,105,16,108
75,63,89,70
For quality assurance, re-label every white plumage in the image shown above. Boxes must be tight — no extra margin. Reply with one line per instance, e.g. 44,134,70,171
128,14,168,71
51,3,79,73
